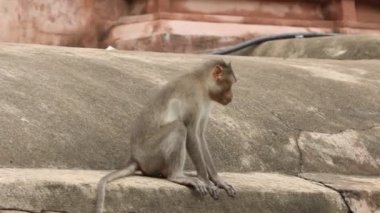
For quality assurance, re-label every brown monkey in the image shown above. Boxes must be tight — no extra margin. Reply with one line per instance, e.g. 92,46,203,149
96,59,237,213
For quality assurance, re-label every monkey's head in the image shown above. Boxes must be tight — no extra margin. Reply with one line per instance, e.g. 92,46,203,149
208,60,237,105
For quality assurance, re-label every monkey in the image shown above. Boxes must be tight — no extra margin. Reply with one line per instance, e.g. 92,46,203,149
95,59,237,213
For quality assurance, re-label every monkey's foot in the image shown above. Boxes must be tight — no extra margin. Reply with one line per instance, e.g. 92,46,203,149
213,178,237,197
168,175,209,197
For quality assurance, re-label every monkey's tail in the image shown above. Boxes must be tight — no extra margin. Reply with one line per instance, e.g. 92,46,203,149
95,161,138,213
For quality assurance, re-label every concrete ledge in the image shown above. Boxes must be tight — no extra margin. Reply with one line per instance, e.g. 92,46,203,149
0,169,347,213
105,19,329,53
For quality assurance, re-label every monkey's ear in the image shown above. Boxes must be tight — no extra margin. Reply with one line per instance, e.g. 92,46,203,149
212,65,224,80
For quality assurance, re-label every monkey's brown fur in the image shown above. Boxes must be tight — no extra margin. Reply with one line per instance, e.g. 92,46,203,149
96,59,237,213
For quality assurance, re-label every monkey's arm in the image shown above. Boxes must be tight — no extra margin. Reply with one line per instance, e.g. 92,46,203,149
201,137,219,181
185,122,220,199
186,125,209,182
199,117,219,180
200,119,236,197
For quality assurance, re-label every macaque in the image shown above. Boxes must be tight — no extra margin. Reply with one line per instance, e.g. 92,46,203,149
96,59,237,213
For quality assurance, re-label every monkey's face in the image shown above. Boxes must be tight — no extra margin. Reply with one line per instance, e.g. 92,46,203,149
209,63,237,105
215,78,235,105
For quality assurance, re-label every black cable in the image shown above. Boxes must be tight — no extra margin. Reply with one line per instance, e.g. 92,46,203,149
211,32,338,55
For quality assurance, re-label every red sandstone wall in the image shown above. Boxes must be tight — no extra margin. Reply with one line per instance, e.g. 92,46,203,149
0,0,379,52
356,1,380,23
170,0,324,20
0,0,128,47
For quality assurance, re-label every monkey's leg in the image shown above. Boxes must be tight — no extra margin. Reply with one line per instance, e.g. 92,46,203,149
146,121,208,196
165,136,208,196
137,121,215,197
159,123,217,198
95,161,138,213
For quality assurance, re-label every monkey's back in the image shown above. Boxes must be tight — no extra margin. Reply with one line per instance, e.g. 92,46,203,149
130,74,200,145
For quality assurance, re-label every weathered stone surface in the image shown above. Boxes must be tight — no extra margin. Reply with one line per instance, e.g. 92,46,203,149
0,43,379,175
0,169,347,213
301,173,380,213
238,35,380,59
299,127,380,175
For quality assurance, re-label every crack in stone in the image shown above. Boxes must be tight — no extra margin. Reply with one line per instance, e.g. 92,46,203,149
269,111,291,129
293,129,304,173
298,176,354,213
265,110,306,174
265,110,379,212
264,109,379,175
291,124,379,213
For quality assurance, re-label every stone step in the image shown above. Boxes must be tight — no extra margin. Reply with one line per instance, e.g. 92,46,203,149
0,169,349,213
301,173,380,213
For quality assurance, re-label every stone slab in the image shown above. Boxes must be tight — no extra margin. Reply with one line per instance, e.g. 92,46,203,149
0,169,347,213
301,173,380,213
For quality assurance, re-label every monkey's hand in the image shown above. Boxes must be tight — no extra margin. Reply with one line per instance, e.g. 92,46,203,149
197,178,220,200
206,181,220,200
212,177,236,197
